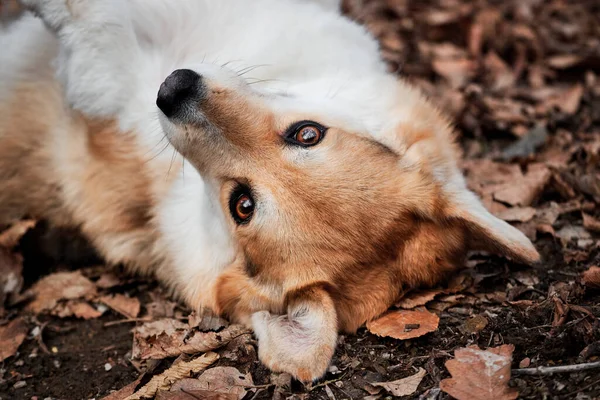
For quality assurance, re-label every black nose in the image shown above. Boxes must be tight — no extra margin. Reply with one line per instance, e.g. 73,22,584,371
156,69,203,118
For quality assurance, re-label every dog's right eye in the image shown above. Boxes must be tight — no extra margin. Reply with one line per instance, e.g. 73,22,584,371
229,186,255,225
284,121,327,147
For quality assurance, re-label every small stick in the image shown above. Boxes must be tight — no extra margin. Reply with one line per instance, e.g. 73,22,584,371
103,318,151,327
512,360,600,376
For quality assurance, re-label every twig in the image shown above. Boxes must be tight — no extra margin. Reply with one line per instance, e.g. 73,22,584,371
308,373,347,391
512,360,600,375
103,318,151,327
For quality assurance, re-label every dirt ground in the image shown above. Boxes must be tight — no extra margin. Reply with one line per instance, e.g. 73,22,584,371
1,0,600,399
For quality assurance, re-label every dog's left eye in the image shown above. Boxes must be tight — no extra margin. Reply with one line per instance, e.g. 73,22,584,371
229,186,255,225
285,121,327,147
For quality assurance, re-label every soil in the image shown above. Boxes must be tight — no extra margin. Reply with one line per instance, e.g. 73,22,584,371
1,0,600,399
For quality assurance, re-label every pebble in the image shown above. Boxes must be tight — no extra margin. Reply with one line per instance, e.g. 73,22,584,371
104,363,113,371
13,381,26,389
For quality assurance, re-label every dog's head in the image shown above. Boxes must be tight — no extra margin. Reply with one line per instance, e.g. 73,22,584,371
157,66,539,331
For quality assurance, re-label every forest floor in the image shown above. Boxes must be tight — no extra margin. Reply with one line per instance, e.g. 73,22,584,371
1,0,599,399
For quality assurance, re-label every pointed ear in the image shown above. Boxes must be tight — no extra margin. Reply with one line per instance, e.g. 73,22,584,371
446,184,540,265
389,86,539,266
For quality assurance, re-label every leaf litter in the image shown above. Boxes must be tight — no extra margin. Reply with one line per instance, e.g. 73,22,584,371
2,0,600,399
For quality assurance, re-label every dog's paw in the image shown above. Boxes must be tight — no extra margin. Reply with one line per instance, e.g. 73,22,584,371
252,310,336,383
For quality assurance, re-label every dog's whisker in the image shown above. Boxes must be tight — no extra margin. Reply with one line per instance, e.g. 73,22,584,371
166,148,178,180
236,64,271,77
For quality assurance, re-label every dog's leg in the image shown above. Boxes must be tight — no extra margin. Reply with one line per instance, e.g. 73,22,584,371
251,284,338,383
19,0,138,117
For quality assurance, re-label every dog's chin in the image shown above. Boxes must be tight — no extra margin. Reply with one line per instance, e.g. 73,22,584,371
158,112,190,154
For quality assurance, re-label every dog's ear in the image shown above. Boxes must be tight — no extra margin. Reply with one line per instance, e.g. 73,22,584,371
387,86,539,267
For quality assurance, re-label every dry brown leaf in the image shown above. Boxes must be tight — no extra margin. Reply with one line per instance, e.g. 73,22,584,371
157,391,236,400
367,309,439,340
559,84,584,115
582,213,600,233
101,294,141,319
440,344,518,400
0,318,28,361
126,352,219,400
0,248,23,310
582,266,600,289
483,52,515,91
513,271,540,287
53,300,102,319
0,220,36,248
495,207,536,223
432,58,476,88
395,289,443,309
102,375,144,400
188,311,229,331
493,164,551,206
372,367,426,397
546,54,582,69
555,226,591,246
170,367,254,400
26,271,97,314
132,319,249,360
96,273,123,289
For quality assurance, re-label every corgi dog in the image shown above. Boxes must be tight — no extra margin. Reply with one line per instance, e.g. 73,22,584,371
0,0,539,381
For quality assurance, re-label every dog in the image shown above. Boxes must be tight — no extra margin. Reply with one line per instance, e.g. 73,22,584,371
0,0,539,381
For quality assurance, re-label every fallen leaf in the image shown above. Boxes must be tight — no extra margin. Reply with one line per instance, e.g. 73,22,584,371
0,220,36,248
102,375,144,400
372,367,426,397
96,273,123,289
493,164,551,207
101,294,141,319
157,391,236,400
126,352,219,400
395,289,443,309
0,318,28,361
513,271,540,287
432,58,476,88
495,207,536,223
440,344,518,400
582,213,600,233
555,226,591,246
367,309,439,340
26,271,97,314
483,52,515,91
170,367,254,400
546,54,582,69
132,320,249,360
559,84,584,114
188,311,229,331
0,248,23,310
582,266,600,289
53,300,102,319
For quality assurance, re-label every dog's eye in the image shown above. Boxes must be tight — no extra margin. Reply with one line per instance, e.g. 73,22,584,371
229,186,255,224
285,121,326,147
